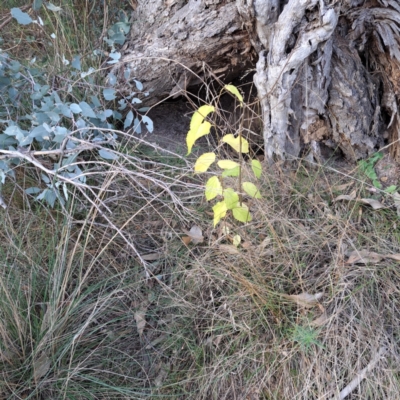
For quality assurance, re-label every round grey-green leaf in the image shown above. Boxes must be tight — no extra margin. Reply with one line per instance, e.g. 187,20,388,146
11,8,33,25
79,102,96,118
142,116,153,133
99,149,118,160
103,88,116,101
70,103,82,114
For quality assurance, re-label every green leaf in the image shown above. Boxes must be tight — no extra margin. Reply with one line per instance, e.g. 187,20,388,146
33,0,43,11
222,134,249,153
385,185,397,194
71,55,81,71
251,159,262,178
133,80,143,91
81,67,95,78
242,182,261,199
107,52,121,65
79,102,96,118
221,166,240,177
46,2,63,11
212,201,227,227
103,88,116,101
70,103,82,115
187,120,212,155
11,8,33,25
218,160,240,169
133,118,141,133
223,188,239,210
26,187,42,195
232,204,252,223
224,84,243,104
205,176,222,201
372,179,382,189
142,115,153,133
194,152,215,173
99,149,118,160
124,110,133,129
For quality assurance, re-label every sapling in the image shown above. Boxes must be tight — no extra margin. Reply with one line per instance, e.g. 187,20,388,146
186,85,262,227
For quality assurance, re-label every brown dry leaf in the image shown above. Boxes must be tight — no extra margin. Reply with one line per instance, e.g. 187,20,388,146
310,312,329,327
218,223,233,237
359,198,385,210
346,250,383,264
134,310,147,336
218,244,240,255
33,353,50,381
142,253,164,261
385,254,400,261
154,363,170,387
184,225,204,244
242,241,253,249
284,292,323,308
334,189,357,202
257,237,271,252
333,181,354,191
181,236,192,245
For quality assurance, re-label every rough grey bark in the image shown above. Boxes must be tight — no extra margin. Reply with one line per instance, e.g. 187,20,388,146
115,0,400,162
113,0,252,105
253,0,338,160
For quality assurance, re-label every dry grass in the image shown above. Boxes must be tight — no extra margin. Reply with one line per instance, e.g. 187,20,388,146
133,158,400,400
2,140,400,399
1,2,400,399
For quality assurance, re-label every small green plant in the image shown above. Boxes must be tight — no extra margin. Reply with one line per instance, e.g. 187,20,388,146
290,324,323,353
186,85,262,226
358,152,383,189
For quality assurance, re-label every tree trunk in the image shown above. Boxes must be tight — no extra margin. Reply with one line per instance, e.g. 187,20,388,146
113,0,253,104
114,0,400,162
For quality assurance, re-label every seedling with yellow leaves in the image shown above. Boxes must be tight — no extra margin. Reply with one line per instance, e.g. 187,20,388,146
186,85,262,226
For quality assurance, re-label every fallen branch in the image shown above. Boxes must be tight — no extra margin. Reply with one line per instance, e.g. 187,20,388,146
334,346,388,400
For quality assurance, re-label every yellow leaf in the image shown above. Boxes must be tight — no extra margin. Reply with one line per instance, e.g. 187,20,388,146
224,84,243,105
221,166,240,177
186,120,212,155
222,134,249,154
190,105,214,132
213,201,228,226
242,182,261,199
232,203,252,223
251,159,262,178
205,176,222,201
223,188,239,210
218,160,240,169
233,234,241,247
194,152,215,173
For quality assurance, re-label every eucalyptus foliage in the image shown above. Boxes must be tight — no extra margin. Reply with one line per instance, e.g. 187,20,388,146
0,6,153,208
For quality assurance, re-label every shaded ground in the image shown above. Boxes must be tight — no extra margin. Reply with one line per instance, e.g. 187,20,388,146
142,100,193,155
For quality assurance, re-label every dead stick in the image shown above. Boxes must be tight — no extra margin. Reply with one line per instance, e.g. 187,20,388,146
335,346,388,400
